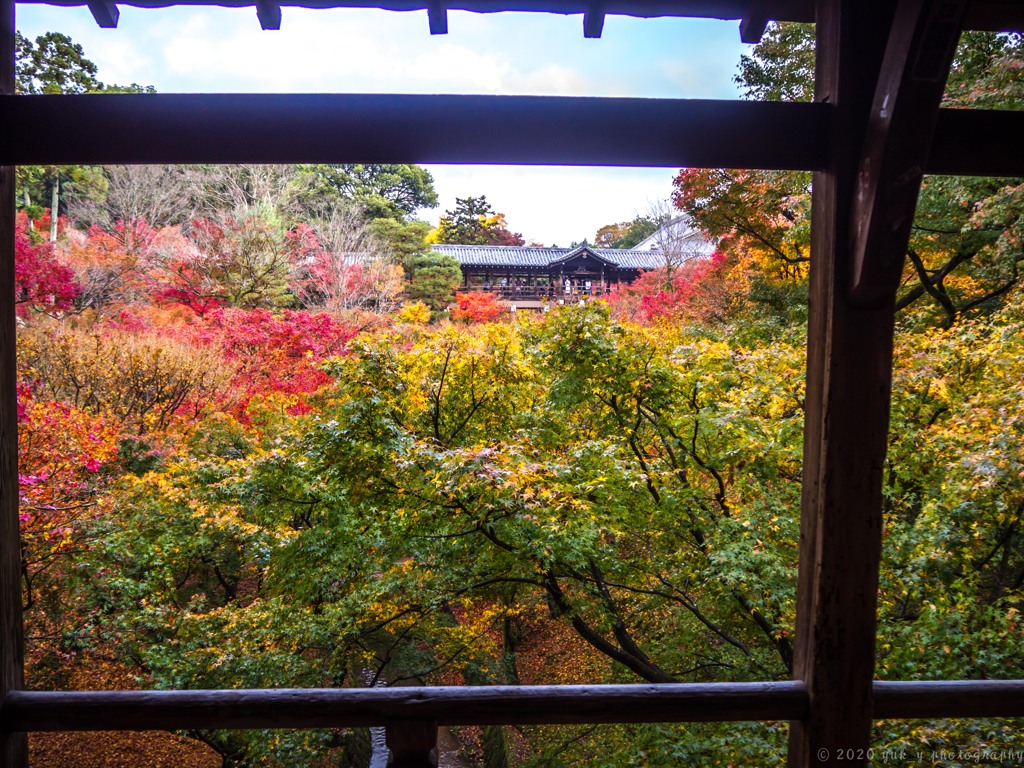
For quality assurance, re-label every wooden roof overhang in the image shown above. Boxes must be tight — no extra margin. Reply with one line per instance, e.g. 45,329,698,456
3,2,1024,768
546,244,618,267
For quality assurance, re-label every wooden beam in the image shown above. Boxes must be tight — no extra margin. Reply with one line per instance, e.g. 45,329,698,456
85,0,119,27
0,95,829,168
849,0,967,306
1,93,1018,174
873,680,1024,719
739,0,768,43
928,107,1024,176
1,682,809,731
583,1,604,38
427,0,447,34
256,0,282,29
0,0,27,765
788,0,899,766
3,680,1023,734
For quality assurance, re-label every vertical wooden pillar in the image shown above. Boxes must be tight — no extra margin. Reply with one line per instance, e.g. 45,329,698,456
1,0,28,764
385,720,437,768
788,1,897,766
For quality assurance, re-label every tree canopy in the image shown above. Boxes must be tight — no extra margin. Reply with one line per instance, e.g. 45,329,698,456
431,195,525,246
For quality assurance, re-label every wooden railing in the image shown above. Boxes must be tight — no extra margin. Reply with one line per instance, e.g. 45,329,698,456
3,680,1023,766
456,286,614,302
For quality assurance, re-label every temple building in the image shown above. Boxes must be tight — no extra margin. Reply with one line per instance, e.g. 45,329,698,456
433,241,670,307
434,218,717,307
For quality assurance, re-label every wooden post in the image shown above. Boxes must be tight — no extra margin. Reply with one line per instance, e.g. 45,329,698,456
788,1,898,766
385,720,437,768
1,0,28,764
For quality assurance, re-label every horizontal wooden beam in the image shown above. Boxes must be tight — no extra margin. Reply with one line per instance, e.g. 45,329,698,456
873,680,1024,719
2,682,809,731
4,680,1023,733
2,94,1021,174
0,94,830,169
927,107,1024,176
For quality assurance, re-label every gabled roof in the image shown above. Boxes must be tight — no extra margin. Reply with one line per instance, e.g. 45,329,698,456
545,241,620,268
431,243,668,271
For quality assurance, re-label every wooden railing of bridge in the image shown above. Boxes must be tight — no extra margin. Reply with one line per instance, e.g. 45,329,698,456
3,680,1024,766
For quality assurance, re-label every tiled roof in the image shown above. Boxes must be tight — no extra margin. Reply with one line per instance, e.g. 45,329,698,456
431,243,668,270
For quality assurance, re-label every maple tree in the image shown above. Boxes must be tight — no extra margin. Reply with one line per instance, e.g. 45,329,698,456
605,252,741,327
450,291,505,323
149,213,295,314
287,214,405,316
60,218,165,316
13,214,80,317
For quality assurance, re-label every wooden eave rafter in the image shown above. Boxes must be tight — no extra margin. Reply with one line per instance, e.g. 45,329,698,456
740,0,770,42
255,0,282,28
582,0,604,37
85,0,119,26
427,0,446,33
14,0,1024,34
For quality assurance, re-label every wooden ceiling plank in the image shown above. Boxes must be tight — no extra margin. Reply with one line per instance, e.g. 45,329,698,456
849,0,968,306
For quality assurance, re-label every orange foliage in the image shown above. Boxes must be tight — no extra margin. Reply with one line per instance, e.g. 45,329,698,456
18,390,119,609
450,292,505,323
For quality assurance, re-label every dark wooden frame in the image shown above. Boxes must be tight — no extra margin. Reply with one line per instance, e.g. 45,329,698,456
3,1,1024,767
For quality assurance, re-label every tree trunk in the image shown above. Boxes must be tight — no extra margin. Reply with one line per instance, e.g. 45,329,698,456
49,171,59,242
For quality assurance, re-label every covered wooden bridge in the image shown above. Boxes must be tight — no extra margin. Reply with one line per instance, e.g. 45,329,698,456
433,241,667,304
3,0,1024,767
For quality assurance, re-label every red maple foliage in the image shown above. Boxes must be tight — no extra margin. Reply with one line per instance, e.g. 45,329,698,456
450,291,506,323
109,307,360,417
605,251,733,325
14,213,80,316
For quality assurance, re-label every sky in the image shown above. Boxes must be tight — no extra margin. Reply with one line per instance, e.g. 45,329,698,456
16,4,753,246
